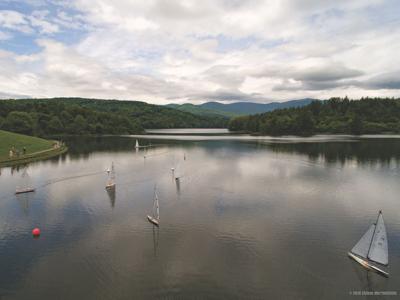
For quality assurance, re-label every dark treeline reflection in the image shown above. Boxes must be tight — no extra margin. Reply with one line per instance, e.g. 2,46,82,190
60,136,400,167
267,139,400,166
59,136,197,157
58,136,140,154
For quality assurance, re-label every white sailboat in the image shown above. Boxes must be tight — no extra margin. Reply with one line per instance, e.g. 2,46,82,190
147,187,160,226
15,168,35,194
348,210,389,277
173,161,183,181
105,162,116,190
135,139,139,149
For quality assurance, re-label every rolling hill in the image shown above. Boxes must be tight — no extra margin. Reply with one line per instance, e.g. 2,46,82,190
166,103,239,118
0,98,228,136
167,98,317,117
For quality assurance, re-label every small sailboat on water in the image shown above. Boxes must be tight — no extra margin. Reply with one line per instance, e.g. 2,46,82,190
15,168,35,194
135,139,140,149
348,210,389,277
173,160,184,181
105,162,116,190
147,187,160,226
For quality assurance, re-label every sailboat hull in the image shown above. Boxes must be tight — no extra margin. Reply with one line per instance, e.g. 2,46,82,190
348,252,389,277
15,188,35,195
147,215,159,226
105,183,115,190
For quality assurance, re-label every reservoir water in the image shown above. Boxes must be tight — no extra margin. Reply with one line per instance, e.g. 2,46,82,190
1,130,400,299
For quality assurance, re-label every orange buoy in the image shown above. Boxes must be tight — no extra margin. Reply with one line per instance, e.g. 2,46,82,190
32,228,41,237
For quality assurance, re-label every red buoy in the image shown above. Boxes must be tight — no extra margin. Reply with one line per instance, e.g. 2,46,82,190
32,228,41,237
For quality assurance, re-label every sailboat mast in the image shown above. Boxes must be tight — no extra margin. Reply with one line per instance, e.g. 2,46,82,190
367,210,381,258
156,194,159,220
111,162,115,180
152,187,157,217
22,168,30,188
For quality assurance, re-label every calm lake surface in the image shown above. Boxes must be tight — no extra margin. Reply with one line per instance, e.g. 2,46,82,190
1,130,400,299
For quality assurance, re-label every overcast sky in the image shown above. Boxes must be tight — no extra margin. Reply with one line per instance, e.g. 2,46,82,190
0,0,399,104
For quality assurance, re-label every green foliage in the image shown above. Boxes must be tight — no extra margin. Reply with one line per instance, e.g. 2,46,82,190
228,116,248,131
3,111,34,135
0,97,227,137
48,116,64,133
295,110,315,136
350,114,363,135
73,115,88,134
229,97,400,136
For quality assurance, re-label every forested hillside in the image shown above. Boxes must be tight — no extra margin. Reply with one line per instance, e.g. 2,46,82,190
166,103,239,118
228,97,400,136
167,98,315,118
0,98,227,136
201,99,315,115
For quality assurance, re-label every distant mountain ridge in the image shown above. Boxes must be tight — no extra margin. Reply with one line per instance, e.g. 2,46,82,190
167,98,317,117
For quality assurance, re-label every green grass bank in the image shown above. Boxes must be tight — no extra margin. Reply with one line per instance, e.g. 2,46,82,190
0,130,67,167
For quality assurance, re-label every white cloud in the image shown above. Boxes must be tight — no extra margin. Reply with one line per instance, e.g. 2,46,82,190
0,9,60,35
0,0,400,103
0,10,33,33
28,10,59,34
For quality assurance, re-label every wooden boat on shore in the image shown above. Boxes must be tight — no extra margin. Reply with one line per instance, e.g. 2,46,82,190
348,210,389,277
147,187,159,226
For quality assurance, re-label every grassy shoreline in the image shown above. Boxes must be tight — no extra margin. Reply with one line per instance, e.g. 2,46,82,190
0,130,68,167
0,146,68,167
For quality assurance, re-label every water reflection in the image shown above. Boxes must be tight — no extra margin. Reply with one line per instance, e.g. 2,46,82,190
106,187,116,208
133,133,400,167
350,261,388,293
1,134,400,299
152,225,159,257
267,139,400,167
175,177,181,194
15,193,31,215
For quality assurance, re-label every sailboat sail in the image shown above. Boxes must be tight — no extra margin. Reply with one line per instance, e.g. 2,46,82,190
351,224,375,259
106,163,115,188
349,211,389,277
135,140,139,148
21,169,29,186
156,193,159,220
147,187,160,226
152,190,159,220
110,163,115,181
368,213,388,265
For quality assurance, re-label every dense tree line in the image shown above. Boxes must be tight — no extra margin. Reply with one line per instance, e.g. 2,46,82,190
228,97,400,136
0,98,228,136
55,98,228,128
